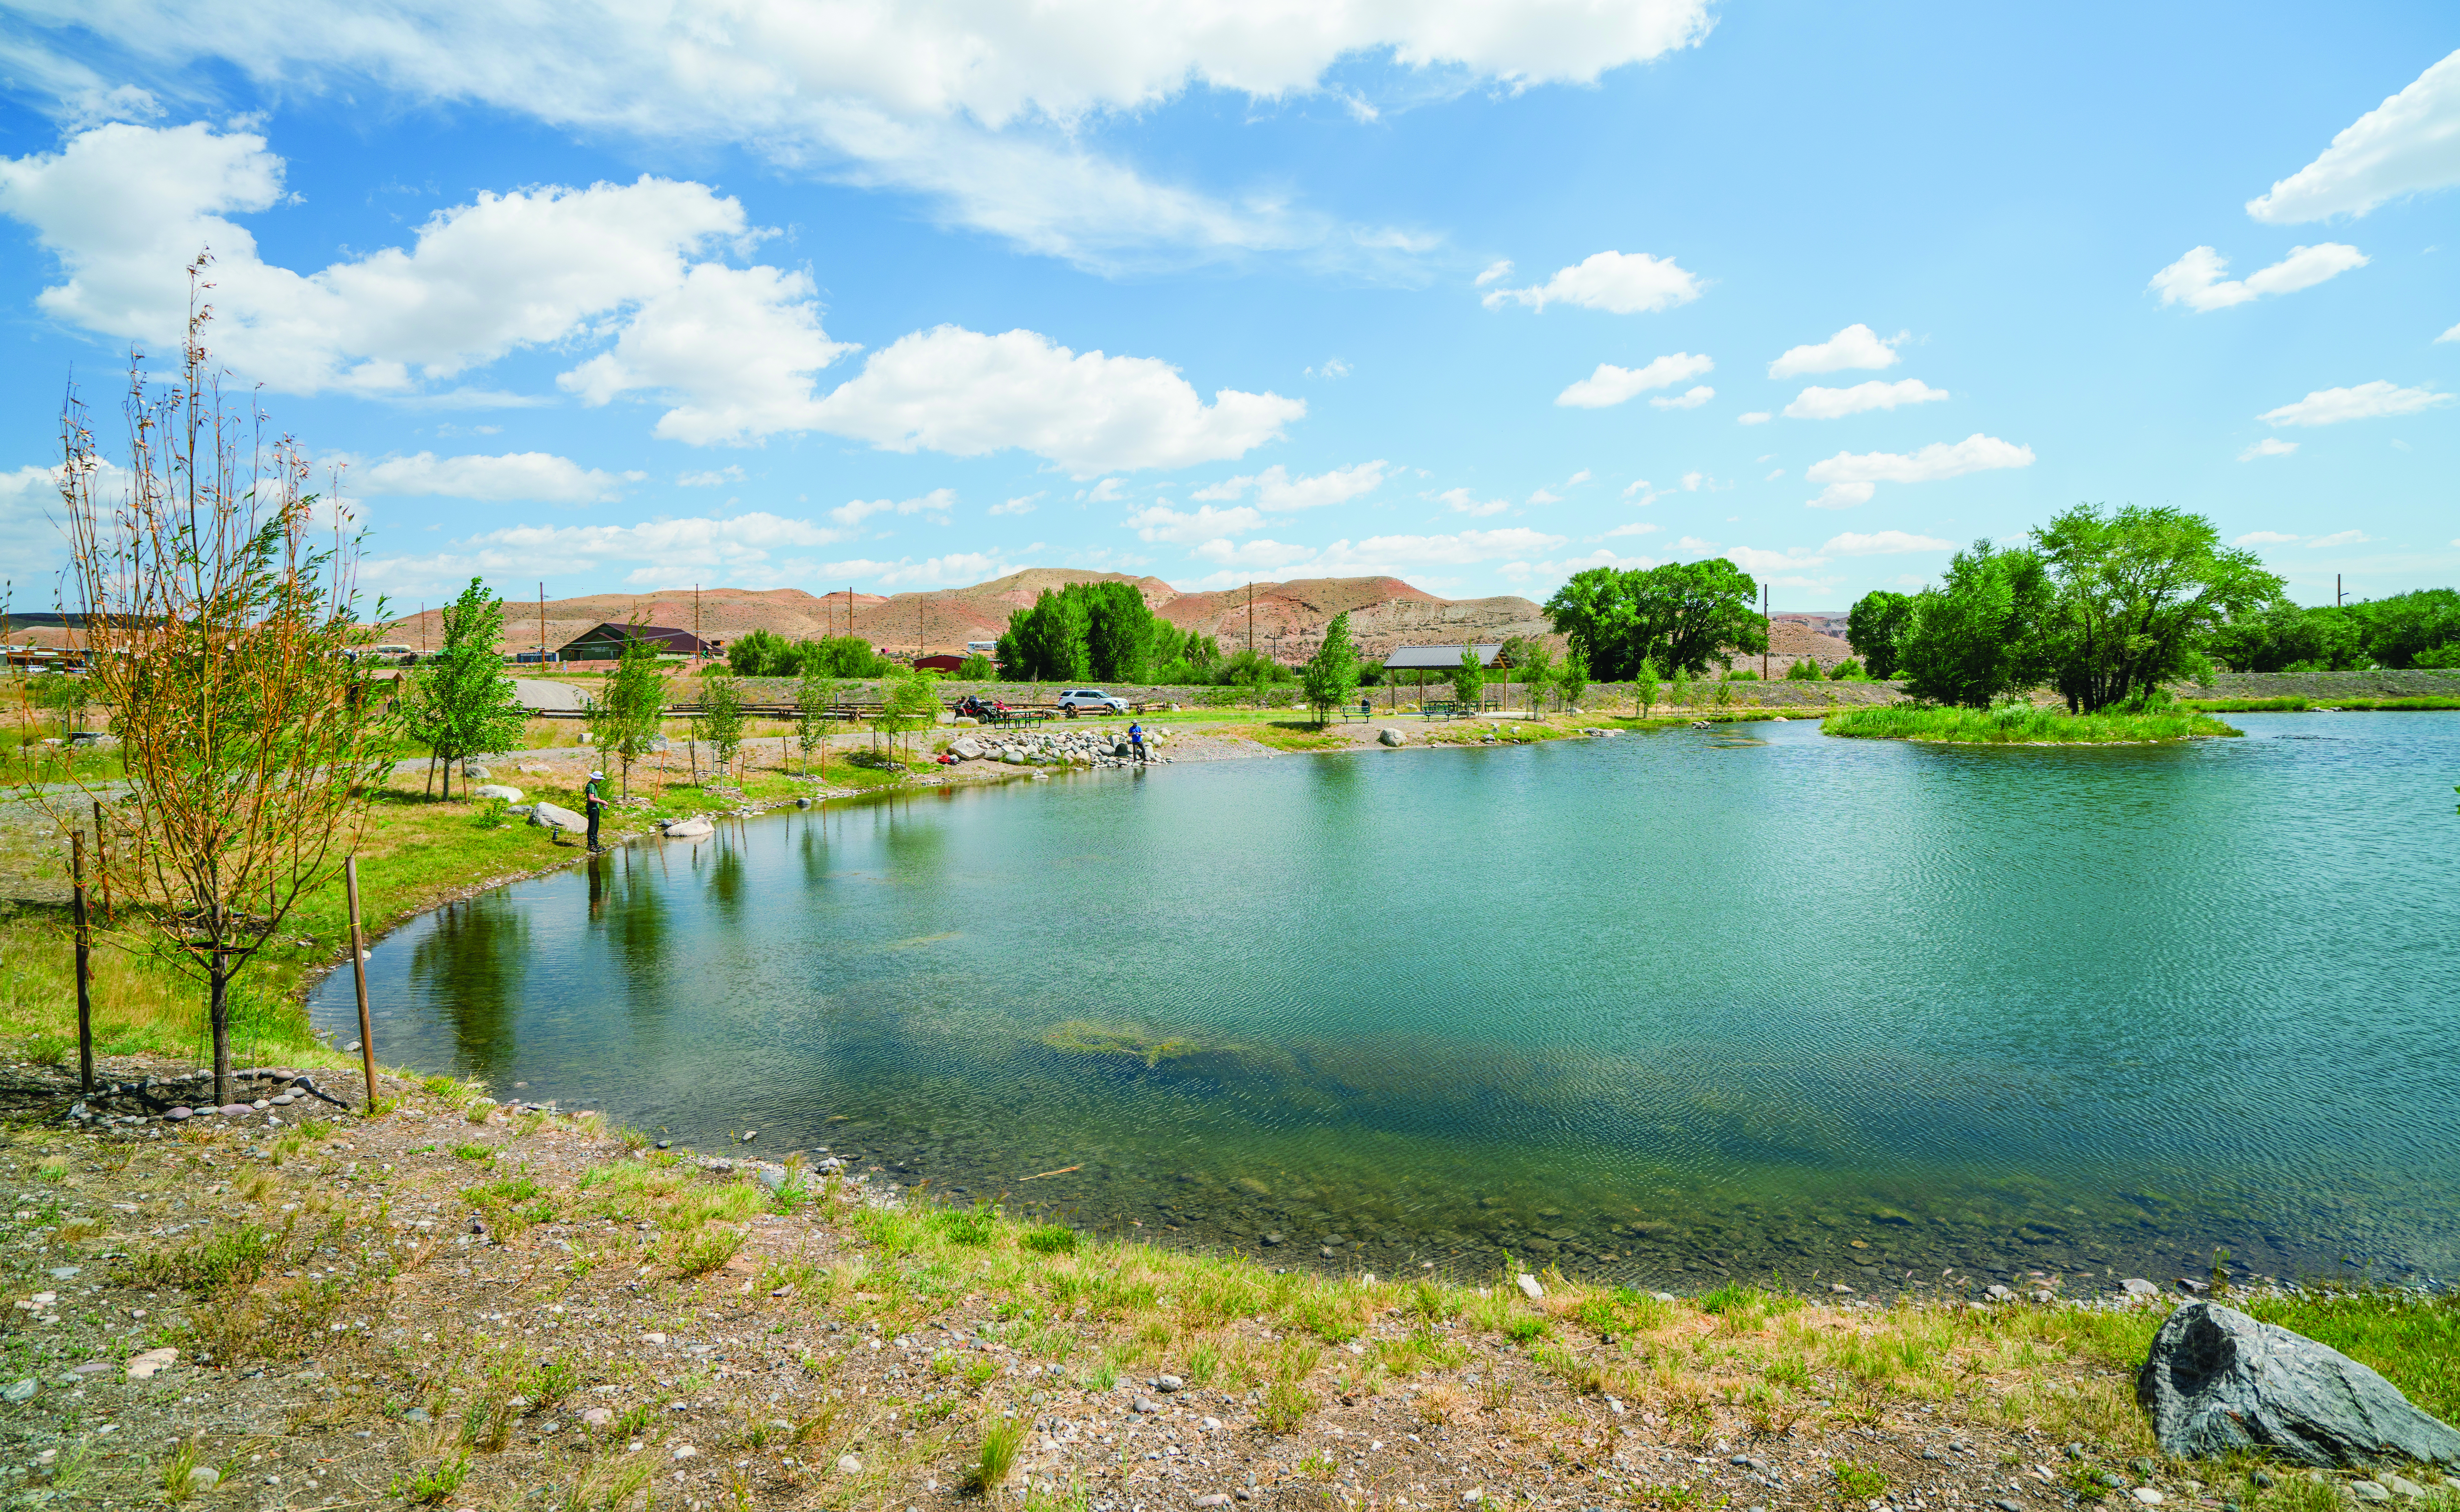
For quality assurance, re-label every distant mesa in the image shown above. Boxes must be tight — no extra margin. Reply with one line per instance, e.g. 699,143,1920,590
372,568,1849,670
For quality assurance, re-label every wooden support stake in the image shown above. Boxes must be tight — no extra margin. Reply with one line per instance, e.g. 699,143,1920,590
90,798,111,927
71,832,93,1094
345,857,377,1110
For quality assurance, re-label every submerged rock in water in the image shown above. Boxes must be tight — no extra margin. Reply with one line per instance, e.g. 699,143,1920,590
2137,1301,2460,1467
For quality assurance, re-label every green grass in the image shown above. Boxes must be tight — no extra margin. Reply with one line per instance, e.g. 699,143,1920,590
1823,704,2239,743
2183,695,2460,713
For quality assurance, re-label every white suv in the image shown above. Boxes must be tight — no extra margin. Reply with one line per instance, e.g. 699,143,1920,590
1057,688,1129,715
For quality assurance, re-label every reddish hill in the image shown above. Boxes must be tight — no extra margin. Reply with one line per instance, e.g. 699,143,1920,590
381,571,1555,661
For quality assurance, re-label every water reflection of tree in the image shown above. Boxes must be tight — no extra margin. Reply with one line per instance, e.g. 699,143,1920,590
412,895,531,1079
709,833,746,921
597,849,671,984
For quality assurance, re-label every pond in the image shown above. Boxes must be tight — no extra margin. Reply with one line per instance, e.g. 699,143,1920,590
313,713,2460,1295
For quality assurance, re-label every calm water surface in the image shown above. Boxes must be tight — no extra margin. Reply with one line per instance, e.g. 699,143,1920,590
314,713,2460,1294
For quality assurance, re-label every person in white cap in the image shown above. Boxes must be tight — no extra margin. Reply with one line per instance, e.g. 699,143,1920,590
583,769,608,852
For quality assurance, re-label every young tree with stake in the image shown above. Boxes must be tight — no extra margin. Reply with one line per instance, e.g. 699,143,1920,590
403,577,527,800
42,269,395,1107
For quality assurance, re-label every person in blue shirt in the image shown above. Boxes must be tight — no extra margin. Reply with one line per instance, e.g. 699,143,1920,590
1127,722,1146,762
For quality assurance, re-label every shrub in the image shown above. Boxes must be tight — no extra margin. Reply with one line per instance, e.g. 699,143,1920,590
1829,657,1866,680
973,1417,1027,1491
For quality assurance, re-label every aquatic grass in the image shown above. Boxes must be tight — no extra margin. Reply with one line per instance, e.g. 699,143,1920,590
1823,704,2239,743
1039,1020,1211,1067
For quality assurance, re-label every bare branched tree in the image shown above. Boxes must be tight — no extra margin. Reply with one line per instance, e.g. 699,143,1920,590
41,258,394,1106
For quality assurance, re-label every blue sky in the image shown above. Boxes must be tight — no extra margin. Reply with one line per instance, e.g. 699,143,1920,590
1,1,2454,613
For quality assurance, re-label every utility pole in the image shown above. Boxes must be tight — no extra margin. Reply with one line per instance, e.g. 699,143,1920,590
2337,573,2344,608
1762,583,1770,681
538,582,546,664
694,583,702,664
1247,582,1255,654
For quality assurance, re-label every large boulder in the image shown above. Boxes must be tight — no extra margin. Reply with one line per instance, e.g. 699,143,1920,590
472,784,524,802
948,737,985,760
661,815,715,840
1377,727,1407,747
530,802,586,832
2138,1301,2460,1467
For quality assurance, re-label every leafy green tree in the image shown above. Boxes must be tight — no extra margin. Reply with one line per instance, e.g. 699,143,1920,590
2206,601,2365,672
1452,645,1486,712
2031,504,2282,711
584,626,667,798
1544,559,1766,679
1828,657,1865,681
406,577,528,801
1222,646,1287,705
1634,657,1659,716
800,634,889,678
695,667,747,778
1557,647,1589,711
793,664,836,776
996,582,1166,681
873,667,941,761
2343,587,2460,668
1845,591,1914,679
957,652,995,679
1503,634,1556,714
1669,665,1692,709
1896,540,2057,708
1299,611,1361,726
726,627,792,676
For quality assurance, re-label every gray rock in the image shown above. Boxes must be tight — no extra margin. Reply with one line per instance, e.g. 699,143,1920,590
2383,1476,2428,1499
660,815,715,840
949,737,985,760
2138,1301,2460,1467
1377,727,1406,746
473,784,525,802
461,762,492,780
2350,1484,2391,1503
2124,1278,2163,1297
1132,1397,1161,1414
531,801,587,831
187,1467,221,1491
2,1377,34,1403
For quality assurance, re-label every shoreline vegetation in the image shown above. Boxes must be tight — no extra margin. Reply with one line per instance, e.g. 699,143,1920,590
2,1063,2456,1510
1822,705,2243,745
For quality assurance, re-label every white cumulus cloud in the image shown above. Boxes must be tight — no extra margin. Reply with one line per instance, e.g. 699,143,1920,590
353,452,642,503
1649,385,1714,410
1126,503,1266,544
677,466,745,487
1821,530,1956,555
10,0,1715,269
989,494,1040,517
1737,411,1771,425
1482,250,1703,314
1725,545,1824,573
447,512,857,584
556,261,861,444
2305,530,2374,549
1190,460,1387,511
1191,526,1566,577
2260,380,2453,427
830,488,957,528
1555,352,1714,409
1783,378,1950,420
1803,433,2034,509
2247,49,2460,223
0,122,839,421
2440,321,2460,343
807,325,1304,476
2233,531,2302,546
1474,259,1514,286
1438,488,1511,517
2239,439,2299,461
2148,243,2369,312
1768,323,1902,379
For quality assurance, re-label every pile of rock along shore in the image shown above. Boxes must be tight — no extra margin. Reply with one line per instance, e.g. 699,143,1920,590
944,725,1175,770
58,1067,350,1132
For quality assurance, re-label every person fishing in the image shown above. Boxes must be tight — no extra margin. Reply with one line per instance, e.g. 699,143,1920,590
583,769,608,852
1128,720,1146,762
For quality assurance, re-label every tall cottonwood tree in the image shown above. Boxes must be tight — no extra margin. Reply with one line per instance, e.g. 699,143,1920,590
44,267,394,1106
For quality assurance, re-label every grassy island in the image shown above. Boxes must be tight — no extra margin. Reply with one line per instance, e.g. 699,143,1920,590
1822,704,2241,744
